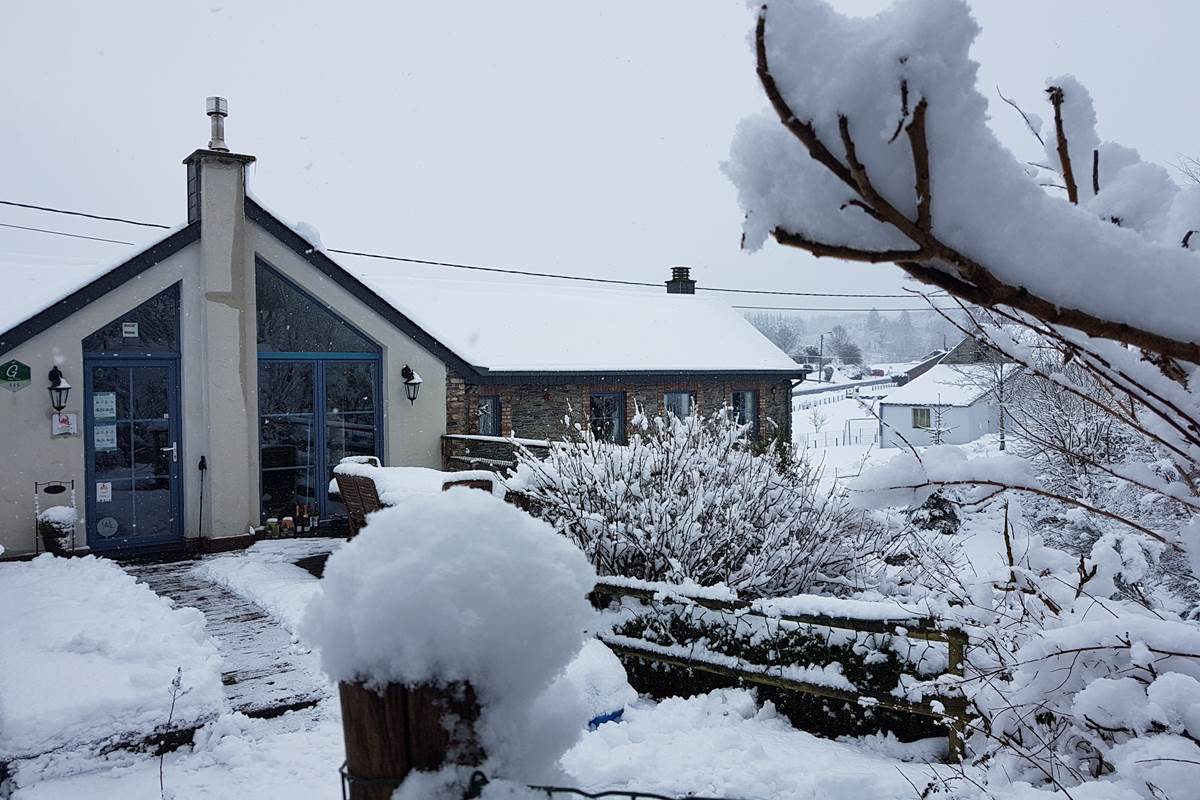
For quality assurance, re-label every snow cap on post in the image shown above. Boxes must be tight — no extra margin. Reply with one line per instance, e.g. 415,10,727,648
302,489,597,782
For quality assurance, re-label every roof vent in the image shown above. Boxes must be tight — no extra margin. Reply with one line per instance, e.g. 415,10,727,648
665,266,696,295
206,96,229,152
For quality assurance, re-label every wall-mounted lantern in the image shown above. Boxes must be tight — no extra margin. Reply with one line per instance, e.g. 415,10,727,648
401,365,422,405
47,366,71,412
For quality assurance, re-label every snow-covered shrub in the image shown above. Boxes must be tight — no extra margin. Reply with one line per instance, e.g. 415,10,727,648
36,505,75,555
610,601,944,743
509,409,882,597
906,491,959,537
302,490,597,785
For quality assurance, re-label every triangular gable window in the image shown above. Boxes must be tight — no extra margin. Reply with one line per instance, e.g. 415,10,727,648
83,283,180,354
256,264,380,354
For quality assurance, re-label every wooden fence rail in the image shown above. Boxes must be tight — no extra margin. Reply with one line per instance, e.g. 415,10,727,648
592,581,969,761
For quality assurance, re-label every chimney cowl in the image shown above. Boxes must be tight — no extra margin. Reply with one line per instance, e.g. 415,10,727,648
206,95,230,152
665,265,696,294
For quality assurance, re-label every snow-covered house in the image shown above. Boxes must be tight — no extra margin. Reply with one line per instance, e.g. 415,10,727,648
877,331,1020,449
877,364,1004,448
0,99,800,558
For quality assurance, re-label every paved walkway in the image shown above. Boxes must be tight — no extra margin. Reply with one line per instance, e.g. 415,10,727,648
126,558,328,716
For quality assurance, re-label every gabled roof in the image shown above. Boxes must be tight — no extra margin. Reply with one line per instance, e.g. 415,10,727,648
2,198,802,381
880,364,1004,407
0,224,199,354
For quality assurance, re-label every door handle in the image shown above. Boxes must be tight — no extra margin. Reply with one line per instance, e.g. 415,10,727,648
161,442,178,463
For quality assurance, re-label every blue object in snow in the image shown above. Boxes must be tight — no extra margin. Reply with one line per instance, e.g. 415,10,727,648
587,708,624,730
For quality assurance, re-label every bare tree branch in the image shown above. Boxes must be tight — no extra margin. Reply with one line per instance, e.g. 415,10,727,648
997,86,1045,146
907,98,932,232
771,229,926,262
1046,85,1080,204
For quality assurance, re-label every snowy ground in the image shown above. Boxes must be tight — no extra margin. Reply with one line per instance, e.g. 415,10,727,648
0,556,224,766
792,386,889,450
6,540,960,799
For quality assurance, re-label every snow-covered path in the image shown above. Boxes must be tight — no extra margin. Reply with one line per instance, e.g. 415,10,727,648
126,558,328,715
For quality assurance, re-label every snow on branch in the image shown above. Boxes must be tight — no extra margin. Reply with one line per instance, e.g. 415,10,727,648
727,0,1200,366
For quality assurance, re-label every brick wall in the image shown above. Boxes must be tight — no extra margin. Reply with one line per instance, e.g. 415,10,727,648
446,374,792,465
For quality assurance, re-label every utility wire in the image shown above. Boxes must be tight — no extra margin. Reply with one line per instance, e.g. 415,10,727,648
732,304,968,313
0,222,135,246
0,197,951,300
326,246,660,289
0,199,171,229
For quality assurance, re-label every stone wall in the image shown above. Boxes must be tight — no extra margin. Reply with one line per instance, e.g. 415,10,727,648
444,374,793,470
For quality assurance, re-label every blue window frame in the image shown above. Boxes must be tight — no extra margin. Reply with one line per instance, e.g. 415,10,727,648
589,392,626,443
732,389,759,438
256,264,383,523
477,395,501,436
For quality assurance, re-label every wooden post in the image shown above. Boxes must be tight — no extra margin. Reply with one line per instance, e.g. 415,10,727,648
338,681,483,800
945,630,969,763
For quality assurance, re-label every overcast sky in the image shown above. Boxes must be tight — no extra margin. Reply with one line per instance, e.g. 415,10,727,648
2,1,1197,313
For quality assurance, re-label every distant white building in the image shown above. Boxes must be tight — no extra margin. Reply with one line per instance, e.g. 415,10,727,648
877,364,1003,448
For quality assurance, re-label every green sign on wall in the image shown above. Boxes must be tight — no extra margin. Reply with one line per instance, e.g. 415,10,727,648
0,359,31,392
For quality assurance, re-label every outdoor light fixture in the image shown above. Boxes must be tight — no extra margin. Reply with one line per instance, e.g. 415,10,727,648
47,366,71,412
401,365,422,405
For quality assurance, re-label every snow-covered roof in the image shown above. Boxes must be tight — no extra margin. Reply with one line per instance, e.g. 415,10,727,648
344,267,800,374
0,252,122,335
0,224,191,344
880,364,1000,407
1,211,798,375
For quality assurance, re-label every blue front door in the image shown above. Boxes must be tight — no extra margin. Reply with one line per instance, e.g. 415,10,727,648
85,359,183,552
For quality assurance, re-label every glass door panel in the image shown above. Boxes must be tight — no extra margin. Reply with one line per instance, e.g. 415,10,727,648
87,361,181,550
258,361,317,520
324,361,379,517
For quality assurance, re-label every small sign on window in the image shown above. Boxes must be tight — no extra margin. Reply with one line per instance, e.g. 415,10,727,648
121,322,139,338
96,482,112,503
94,423,117,451
93,392,117,419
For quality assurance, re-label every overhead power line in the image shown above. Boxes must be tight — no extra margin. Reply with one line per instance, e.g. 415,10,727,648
0,221,136,246
732,304,968,313
0,200,171,229
0,197,949,300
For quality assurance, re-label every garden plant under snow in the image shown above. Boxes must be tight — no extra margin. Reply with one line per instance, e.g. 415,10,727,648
509,408,890,598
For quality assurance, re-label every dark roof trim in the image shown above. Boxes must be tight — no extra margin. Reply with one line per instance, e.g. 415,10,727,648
246,199,482,378
0,224,200,356
462,369,804,387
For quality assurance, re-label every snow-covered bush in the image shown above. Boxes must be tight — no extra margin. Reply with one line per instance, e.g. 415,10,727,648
610,600,945,743
36,505,75,555
509,409,883,597
302,490,597,785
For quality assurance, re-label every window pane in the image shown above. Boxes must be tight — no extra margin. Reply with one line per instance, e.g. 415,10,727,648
325,361,379,519
477,396,500,436
732,390,758,436
256,265,380,354
261,467,316,520
83,284,180,353
589,393,624,443
664,391,694,420
258,361,317,521
912,408,931,429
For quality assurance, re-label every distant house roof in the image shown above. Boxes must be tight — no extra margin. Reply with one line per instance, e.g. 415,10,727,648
1,201,799,379
881,364,1002,407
